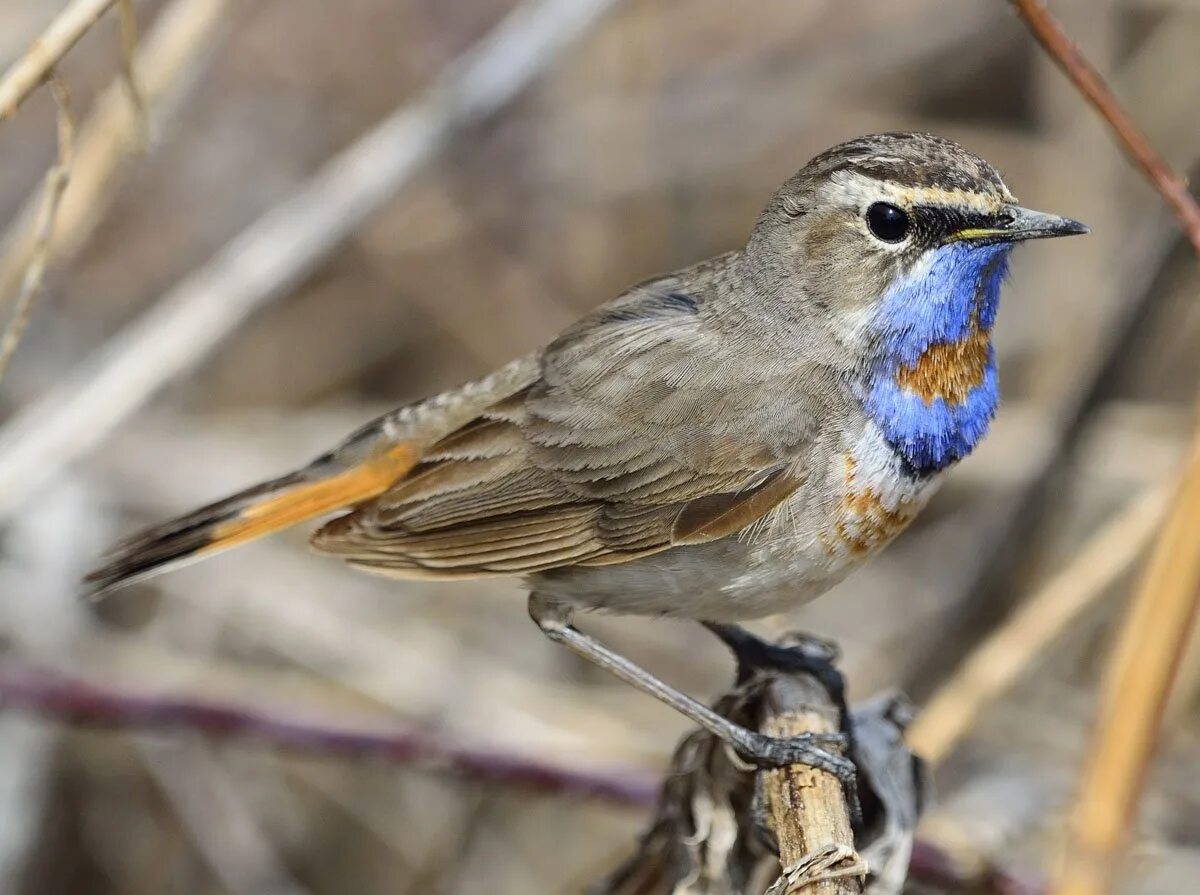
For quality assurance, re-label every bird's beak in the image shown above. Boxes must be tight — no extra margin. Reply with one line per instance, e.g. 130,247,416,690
954,204,1090,243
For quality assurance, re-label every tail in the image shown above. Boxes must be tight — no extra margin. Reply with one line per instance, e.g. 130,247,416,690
83,353,543,599
83,423,419,599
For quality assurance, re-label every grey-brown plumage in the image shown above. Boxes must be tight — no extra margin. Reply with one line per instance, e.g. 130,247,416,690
85,132,1086,770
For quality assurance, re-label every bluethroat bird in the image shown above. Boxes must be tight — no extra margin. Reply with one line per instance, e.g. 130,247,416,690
85,132,1087,776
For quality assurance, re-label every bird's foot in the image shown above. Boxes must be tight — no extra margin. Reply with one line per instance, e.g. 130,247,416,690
735,727,863,829
707,624,862,826
731,728,854,780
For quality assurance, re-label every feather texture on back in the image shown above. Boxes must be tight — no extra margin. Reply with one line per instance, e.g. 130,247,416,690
311,271,813,578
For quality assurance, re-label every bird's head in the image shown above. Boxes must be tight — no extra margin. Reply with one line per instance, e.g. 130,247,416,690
748,131,1086,334
746,132,1087,473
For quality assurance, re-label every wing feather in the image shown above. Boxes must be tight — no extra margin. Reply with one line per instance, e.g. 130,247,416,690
312,275,818,578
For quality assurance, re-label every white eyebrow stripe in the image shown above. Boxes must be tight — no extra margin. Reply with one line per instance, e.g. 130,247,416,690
822,170,1014,213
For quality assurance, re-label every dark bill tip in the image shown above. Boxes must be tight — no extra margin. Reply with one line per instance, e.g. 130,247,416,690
1002,204,1089,240
954,205,1089,243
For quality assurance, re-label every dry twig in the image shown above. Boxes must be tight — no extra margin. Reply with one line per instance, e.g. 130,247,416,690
0,0,620,518
0,0,147,383
0,659,658,807
0,0,121,119
1007,0,1200,252
597,633,889,895
0,76,75,386
0,0,230,301
760,675,864,895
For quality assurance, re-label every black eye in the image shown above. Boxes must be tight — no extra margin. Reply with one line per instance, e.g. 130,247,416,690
865,202,910,242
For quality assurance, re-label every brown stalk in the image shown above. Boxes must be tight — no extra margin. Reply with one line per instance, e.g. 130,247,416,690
1052,435,1200,895
1006,5,1200,893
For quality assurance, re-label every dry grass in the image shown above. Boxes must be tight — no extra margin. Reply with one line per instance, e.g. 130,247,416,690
0,75,74,385
0,0,120,118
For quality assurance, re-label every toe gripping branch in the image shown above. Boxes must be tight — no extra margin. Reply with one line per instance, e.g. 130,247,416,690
703,622,861,819
595,626,927,895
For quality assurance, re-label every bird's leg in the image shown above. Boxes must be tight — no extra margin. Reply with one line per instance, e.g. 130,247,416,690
527,593,855,782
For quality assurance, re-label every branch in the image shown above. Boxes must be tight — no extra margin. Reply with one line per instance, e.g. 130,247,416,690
0,659,658,808
1007,0,1200,252
0,0,231,301
0,0,121,120
0,0,620,518
760,673,864,895
595,633,903,895
0,76,75,386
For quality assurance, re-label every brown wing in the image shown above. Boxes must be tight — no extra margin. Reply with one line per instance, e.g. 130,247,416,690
311,404,804,577
311,276,814,578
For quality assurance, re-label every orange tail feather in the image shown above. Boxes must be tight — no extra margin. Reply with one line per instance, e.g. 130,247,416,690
83,442,417,598
205,444,416,552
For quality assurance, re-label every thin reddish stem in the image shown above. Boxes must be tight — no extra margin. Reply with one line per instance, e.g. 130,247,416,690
0,660,658,807
1008,0,1200,252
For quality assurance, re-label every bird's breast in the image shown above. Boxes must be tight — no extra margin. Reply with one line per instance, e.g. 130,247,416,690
816,421,941,562
892,318,991,405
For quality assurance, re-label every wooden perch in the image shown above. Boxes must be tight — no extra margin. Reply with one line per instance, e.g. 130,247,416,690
760,675,865,895
595,631,921,895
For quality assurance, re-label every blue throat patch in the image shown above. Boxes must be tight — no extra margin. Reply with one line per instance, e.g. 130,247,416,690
863,241,1012,476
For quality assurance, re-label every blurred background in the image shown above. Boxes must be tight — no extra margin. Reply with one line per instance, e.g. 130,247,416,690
0,0,1198,892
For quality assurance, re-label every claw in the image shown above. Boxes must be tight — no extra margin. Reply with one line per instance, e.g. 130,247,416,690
734,730,863,828
734,731,851,776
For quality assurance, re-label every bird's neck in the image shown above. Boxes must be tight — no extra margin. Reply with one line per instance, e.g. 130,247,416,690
861,242,1012,476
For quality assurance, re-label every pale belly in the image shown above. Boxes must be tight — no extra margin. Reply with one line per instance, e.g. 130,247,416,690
532,422,943,621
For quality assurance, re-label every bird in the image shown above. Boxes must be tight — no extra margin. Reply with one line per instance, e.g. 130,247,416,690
84,132,1087,776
